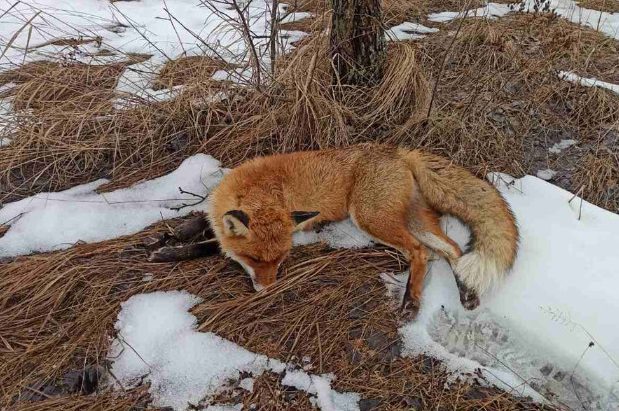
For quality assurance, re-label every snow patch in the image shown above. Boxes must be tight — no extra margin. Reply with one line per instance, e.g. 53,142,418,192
560,70,619,95
0,154,224,258
395,175,619,410
429,1,619,41
0,0,308,102
386,22,439,41
428,3,513,22
535,168,557,181
109,291,360,411
549,139,577,154
239,377,255,392
293,219,373,249
521,0,619,40
281,370,360,411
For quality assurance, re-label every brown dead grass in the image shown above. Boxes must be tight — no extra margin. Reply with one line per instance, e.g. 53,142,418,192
2,10,618,216
382,0,485,25
410,13,619,207
0,217,551,410
0,61,124,112
576,0,619,12
153,55,230,90
573,147,619,212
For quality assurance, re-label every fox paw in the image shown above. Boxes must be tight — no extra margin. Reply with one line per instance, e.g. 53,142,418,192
148,246,180,262
459,289,480,310
400,297,420,321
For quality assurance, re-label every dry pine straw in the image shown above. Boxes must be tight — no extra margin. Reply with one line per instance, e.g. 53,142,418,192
0,217,552,410
1,11,618,209
576,0,619,13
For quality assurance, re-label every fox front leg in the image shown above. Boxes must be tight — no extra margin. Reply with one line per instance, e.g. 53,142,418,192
148,239,220,262
173,213,214,241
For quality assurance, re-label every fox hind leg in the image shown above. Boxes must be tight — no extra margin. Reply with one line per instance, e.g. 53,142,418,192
351,209,428,318
409,206,480,310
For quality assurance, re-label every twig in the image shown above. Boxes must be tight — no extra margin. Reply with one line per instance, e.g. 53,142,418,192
426,3,471,119
169,186,208,211
568,185,585,220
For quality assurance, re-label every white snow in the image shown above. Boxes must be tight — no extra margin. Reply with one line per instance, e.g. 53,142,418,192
535,168,557,180
281,370,360,411
560,70,619,95
549,138,578,154
428,3,513,23
386,22,439,41
239,377,255,392
109,290,360,411
292,219,373,249
429,1,619,41
0,154,224,258
0,0,308,102
521,0,619,40
109,290,276,410
395,174,619,410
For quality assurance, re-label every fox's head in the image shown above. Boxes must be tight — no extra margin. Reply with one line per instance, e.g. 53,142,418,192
217,208,319,291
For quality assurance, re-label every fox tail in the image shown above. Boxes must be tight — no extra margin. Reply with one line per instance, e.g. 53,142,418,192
402,149,519,294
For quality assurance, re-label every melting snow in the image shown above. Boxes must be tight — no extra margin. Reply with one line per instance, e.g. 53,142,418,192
560,70,619,95
109,290,360,411
0,154,224,258
428,3,513,23
0,0,307,102
386,22,439,41
535,168,557,180
393,174,619,410
549,139,578,154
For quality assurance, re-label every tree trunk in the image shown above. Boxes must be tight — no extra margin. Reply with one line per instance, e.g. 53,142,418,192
330,0,386,86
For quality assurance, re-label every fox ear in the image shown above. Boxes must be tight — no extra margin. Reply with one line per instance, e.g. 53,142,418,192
291,211,319,226
223,210,250,237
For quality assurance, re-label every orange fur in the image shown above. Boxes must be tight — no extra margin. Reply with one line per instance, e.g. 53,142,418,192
206,144,518,311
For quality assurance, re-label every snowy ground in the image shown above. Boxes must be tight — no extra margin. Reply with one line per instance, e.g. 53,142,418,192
110,290,360,411
2,154,618,410
0,0,309,104
0,154,225,258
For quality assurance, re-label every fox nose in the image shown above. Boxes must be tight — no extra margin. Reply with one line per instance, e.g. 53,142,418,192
251,279,265,292
252,267,278,291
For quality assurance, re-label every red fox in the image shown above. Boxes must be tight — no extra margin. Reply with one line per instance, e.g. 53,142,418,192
200,144,518,315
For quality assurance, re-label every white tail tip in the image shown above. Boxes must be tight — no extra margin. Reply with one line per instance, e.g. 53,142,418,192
454,252,505,295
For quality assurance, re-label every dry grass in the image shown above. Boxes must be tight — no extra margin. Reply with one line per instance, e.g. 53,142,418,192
0,217,551,410
201,37,430,162
573,147,619,212
152,55,231,90
576,0,619,12
382,0,485,25
0,62,233,202
0,61,124,112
